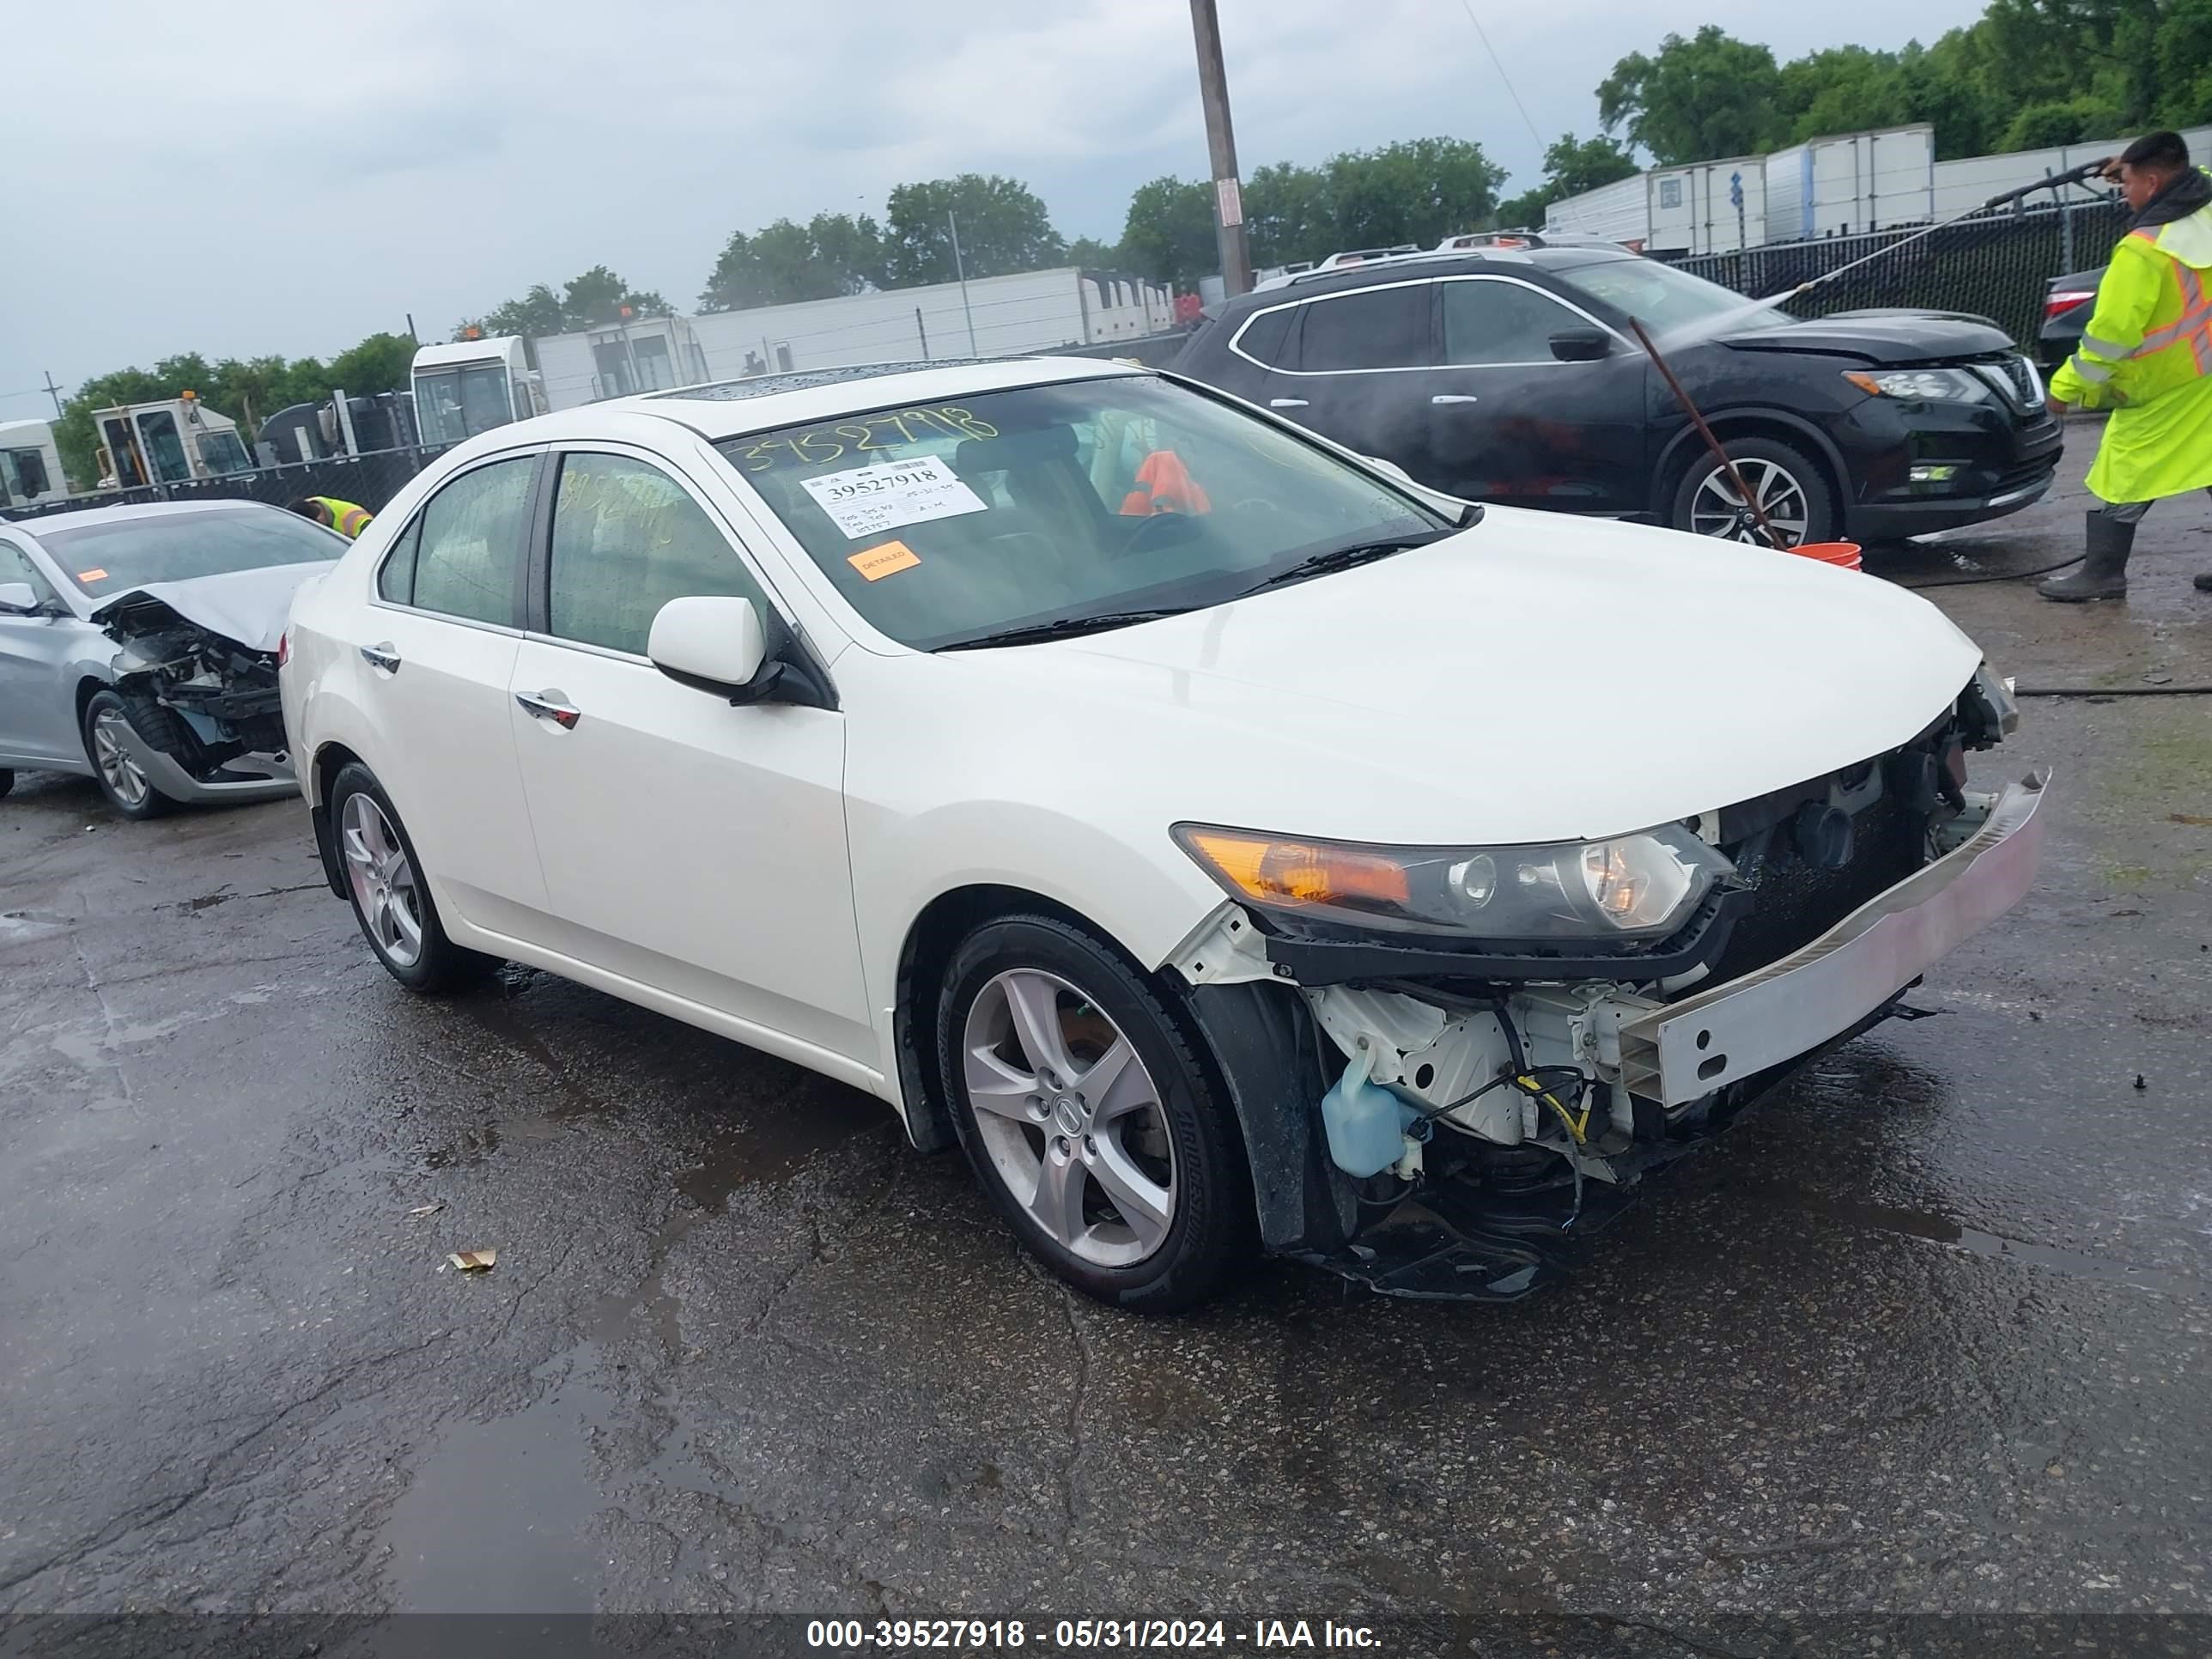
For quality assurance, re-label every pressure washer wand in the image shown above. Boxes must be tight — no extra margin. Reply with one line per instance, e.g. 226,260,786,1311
1774,158,2113,303
1627,316,1786,551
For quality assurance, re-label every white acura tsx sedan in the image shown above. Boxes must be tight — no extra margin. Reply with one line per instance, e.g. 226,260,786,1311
280,357,2043,1311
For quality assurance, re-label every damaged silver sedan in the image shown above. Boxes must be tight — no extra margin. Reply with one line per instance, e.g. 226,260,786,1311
0,501,339,817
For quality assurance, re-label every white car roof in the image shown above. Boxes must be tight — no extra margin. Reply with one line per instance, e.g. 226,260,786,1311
5,499,293,540
477,356,1140,449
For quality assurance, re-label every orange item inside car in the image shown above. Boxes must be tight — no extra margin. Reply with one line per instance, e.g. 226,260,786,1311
1120,450,1212,517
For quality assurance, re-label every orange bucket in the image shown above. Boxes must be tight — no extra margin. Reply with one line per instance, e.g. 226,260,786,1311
1790,540,1863,571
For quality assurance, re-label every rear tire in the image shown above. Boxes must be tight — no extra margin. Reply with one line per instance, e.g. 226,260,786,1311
936,913,1256,1313
1670,436,1838,549
82,689,183,821
327,762,500,994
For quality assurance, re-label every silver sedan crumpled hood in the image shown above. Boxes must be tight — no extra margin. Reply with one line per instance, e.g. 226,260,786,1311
88,561,335,654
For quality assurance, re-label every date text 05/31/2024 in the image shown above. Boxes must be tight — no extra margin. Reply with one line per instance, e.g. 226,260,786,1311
804,1620,1382,1650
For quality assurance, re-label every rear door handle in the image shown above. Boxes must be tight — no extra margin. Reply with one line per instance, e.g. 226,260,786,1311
360,643,401,672
515,690,581,730
1431,394,1480,405
1268,398,1310,409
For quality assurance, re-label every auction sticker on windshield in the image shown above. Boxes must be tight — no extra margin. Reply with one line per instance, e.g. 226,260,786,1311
800,455,988,539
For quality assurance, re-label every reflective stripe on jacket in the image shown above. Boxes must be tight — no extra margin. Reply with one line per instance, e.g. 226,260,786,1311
2051,191,2212,503
310,496,374,538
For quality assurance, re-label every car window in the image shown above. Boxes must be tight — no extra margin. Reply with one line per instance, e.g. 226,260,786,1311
1441,279,1589,364
714,375,1445,651
409,457,534,626
1291,285,1429,371
547,453,769,656
0,540,58,605
378,514,422,605
1231,307,1297,368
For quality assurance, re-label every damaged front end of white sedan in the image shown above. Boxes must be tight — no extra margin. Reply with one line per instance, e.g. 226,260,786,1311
1162,668,2040,1300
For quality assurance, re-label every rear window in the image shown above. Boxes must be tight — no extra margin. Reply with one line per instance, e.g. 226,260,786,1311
37,507,343,598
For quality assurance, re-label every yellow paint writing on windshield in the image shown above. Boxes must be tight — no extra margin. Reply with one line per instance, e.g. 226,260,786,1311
732,406,1000,473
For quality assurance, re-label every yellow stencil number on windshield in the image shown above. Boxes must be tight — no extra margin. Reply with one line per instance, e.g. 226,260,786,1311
737,407,1000,472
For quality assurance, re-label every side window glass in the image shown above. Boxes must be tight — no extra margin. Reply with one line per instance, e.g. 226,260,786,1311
378,514,423,605
410,457,534,625
1442,281,1586,365
548,453,769,657
1233,307,1296,368
0,541,58,603
1293,286,1429,371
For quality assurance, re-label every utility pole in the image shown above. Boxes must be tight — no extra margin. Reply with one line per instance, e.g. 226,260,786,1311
42,371,64,419
948,211,979,356
1188,0,1251,298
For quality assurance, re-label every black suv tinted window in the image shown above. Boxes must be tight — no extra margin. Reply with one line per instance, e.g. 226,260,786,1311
409,457,534,625
1441,278,1585,364
1232,306,1297,368
548,453,768,656
1292,284,1429,371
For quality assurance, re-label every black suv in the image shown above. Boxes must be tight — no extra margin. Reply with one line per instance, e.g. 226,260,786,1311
1174,249,2063,545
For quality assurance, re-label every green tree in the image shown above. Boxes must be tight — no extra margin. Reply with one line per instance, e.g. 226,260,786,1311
325,332,416,397
562,266,671,328
465,283,566,341
1065,234,1122,270
1244,159,1332,268
1321,137,1507,250
1496,131,1640,228
1117,176,1217,288
1598,26,1785,164
699,214,884,311
882,174,1066,287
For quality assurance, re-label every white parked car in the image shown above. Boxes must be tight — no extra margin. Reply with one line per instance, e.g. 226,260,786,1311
280,357,2044,1311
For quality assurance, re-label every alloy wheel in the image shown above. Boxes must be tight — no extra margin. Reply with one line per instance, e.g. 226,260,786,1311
341,793,426,969
90,708,151,809
961,969,1178,1267
1689,458,1810,547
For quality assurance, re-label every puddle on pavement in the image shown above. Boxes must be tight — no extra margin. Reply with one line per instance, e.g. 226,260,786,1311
383,1345,616,1613
678,1079,886,1207
1779,1188,2208,1301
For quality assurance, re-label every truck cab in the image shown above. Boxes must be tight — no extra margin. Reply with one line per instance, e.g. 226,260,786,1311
92,397,254,490
0,419,66,507
410,336,547,448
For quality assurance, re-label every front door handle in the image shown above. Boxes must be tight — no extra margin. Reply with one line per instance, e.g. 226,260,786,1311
1269,398,1310,409
360,642,401,672
515,690,581,730
1431,394,1480,405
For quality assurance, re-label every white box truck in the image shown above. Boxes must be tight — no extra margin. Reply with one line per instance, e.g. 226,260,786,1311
1765,125,1936,243
1645,157,1767,254
0,419,66,506
1544,173,1653,247
410,336,548,447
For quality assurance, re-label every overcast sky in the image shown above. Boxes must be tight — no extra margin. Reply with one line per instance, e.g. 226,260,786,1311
0,0,1992,416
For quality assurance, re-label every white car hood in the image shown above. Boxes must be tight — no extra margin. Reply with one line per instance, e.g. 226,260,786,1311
942,508,1984,847
89,561,335,654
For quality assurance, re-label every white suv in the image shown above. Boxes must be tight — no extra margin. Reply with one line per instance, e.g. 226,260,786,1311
280,356,2043,1311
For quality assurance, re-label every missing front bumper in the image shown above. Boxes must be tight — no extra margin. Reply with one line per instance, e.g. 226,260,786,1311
1618,770,2047,1106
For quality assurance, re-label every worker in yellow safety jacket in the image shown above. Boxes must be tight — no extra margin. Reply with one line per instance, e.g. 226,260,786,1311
2040,131,2212,600
289,495,374,539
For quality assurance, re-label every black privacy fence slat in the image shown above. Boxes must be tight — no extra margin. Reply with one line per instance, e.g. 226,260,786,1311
1672,198,2132,353
5,446,456,525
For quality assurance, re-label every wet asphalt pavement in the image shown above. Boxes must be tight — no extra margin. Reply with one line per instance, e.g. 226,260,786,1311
3,434,2209,1658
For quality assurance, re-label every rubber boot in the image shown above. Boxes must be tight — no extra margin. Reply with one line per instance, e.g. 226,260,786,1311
2039,512,2134,602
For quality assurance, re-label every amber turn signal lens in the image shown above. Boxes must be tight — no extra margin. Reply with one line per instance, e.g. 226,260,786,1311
1182,830,1411,909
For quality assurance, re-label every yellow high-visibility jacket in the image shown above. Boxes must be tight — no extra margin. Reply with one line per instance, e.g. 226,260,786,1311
2050,185,2212,502
307,496,374,539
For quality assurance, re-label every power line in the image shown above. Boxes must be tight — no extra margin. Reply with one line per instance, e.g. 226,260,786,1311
1456,0,1545,151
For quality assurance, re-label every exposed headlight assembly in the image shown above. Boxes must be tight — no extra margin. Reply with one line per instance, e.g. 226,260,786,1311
1844,368,1992,404
1173,823,1736,942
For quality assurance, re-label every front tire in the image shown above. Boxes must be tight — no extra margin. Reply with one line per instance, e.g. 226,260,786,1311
936,914,1255,1313
82,690,182,820
1671,436,1837,549
327,763,498,993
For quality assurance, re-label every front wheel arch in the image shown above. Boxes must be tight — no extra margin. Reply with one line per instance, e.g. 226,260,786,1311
1650,410,1849,526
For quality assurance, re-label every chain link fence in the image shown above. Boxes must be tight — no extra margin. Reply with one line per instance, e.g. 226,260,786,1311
1673,198,2130,356
1,444,454,526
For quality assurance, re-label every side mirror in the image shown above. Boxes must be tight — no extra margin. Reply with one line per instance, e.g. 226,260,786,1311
1362,454,1417,485
1549,328,1612,363
648,595,767,697
0,581,45,616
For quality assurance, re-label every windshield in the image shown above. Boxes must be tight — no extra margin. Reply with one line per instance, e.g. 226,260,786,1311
416,364,516,446
713,375,1448,650
199,429,254,474
1552,258,1793,337
37,506,342,598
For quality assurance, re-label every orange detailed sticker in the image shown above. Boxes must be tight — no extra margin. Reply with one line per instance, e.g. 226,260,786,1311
848,540,921,581
77,568,109,582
